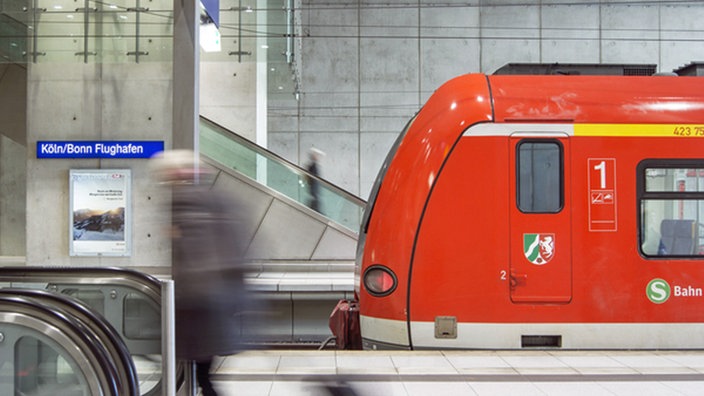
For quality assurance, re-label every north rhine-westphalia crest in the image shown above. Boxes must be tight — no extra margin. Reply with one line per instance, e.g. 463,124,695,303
523,233,555,265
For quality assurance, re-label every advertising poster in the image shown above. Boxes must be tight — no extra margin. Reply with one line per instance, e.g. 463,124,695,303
69,169,131,256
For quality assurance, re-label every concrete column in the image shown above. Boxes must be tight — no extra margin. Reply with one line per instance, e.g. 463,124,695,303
172,0,200,151
256,1,268,185
256,2,268,149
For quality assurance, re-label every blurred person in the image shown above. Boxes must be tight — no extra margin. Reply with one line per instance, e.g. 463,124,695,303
305,148,325,212
151,150,250,396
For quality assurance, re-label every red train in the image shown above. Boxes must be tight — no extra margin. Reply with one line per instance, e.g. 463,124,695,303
352,73,704,350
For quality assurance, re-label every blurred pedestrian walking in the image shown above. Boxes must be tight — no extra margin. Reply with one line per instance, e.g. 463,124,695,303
151,150,251,396
305,148,325,212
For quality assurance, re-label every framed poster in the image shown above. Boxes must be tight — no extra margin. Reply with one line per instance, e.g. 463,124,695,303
69,169,131,256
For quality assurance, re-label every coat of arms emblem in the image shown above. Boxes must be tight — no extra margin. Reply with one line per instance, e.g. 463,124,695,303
523,233,555,265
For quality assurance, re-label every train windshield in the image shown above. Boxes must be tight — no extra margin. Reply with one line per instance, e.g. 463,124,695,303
359,116,416,235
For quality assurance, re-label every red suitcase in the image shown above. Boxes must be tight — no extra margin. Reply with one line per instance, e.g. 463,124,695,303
328,299,362,350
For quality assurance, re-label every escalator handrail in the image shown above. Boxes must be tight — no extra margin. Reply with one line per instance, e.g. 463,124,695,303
200,115,367,207
0,294,123,396
0,288,140,396
0,266,162,303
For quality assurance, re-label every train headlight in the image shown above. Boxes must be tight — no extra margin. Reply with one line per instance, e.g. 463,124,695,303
363,265,397,297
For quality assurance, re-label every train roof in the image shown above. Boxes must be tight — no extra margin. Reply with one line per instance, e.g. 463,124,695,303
432,74,704,125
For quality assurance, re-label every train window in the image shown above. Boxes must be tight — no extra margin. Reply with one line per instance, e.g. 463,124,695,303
638,162,704,257
517,141,562,213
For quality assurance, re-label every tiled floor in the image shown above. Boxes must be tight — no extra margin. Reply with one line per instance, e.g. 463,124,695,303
205,349,704,395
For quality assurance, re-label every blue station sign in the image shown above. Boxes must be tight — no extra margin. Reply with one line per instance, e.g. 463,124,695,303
37,141,164,159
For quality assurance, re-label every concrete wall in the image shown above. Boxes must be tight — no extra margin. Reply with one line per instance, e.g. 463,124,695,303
200,61,258,142
267,0,704,199
0,63,26,257
198,0,260,143
0,136,25,257
0,64,26,145
26,63,172,269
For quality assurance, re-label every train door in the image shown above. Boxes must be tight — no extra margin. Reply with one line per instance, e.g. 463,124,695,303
509,136,572,303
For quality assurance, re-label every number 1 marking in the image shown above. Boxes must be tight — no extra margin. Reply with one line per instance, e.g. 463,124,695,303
594,161,606,189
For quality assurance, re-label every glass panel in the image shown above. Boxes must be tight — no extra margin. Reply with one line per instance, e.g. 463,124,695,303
95,0,136,63
645,168,704,192
25,0,173,63
0,334,11,395
135,4,173,63
133,355,161,395
641,199,704,256
517,142,561,213
123,292,160,339
0,0,28,64
201,125,257,178
266,0,302,99
206,0,258,63
266,0,289,63
123,292,161,395
16,336,90,396
61,289,105,315
33,0,85,62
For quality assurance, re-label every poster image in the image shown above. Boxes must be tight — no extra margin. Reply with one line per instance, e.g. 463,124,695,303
70,169,131,256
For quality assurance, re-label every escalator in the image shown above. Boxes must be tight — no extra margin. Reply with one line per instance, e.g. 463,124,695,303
0,267,175,396
199,116,364,263
200,116,364,232
0,292,137,396
0,288,139,396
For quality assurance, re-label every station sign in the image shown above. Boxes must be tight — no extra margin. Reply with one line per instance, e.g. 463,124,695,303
37,141,164,159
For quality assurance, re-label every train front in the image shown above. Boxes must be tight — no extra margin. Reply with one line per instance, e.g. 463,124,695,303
345,74,494,350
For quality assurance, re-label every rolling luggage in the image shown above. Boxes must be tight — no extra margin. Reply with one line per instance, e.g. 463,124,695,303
328,299,362,350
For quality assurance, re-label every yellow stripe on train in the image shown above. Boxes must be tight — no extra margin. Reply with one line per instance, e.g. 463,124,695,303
574,124,704,137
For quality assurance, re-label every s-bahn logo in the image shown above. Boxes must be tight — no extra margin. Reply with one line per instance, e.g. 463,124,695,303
646,278,670,304
523,233,555,265
647,278,703,304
